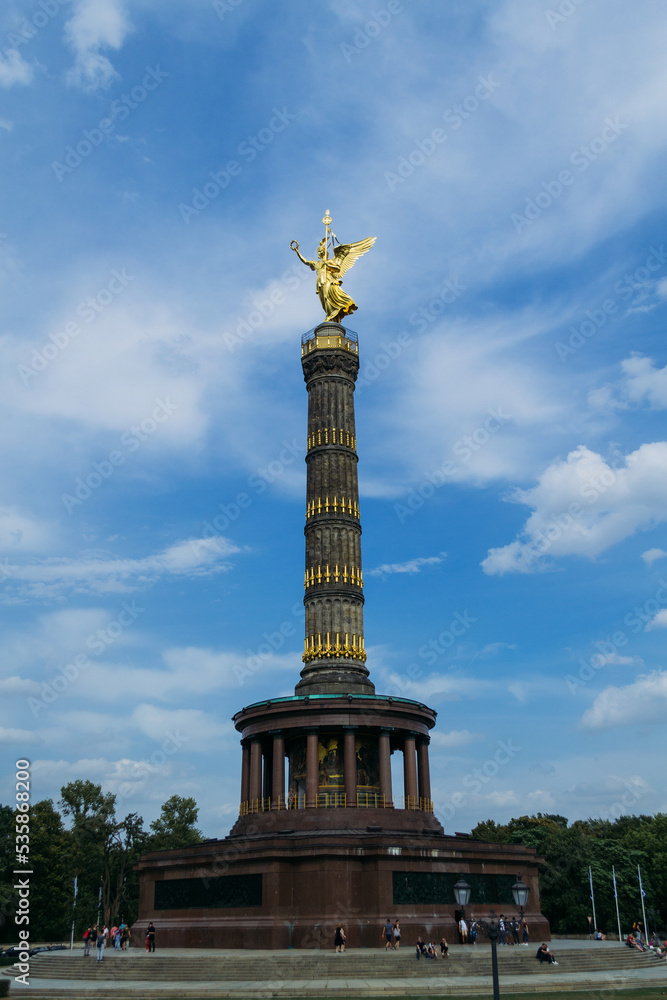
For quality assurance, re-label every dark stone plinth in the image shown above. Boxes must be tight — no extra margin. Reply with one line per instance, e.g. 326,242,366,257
134,828,549,949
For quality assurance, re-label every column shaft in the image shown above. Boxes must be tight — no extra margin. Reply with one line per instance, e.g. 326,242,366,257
417,738,431,807
306,731,319,808
263,743,273,802
240,742,250,806
403,735,418,806
272,733,285,809
249,740,262,804
379,730,393,805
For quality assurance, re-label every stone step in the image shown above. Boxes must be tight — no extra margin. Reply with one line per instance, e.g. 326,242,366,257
21,948,655,981
11,980,667,1000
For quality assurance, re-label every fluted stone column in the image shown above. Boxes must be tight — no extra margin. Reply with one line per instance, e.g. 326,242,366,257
379,729,393,806
272,732,285,809
263,742,273,802
297,324,375,696
417,737,431,807
403,734,418,806
343,728,357,807
249,739,262,805
240,741,250,808
306,730,319,808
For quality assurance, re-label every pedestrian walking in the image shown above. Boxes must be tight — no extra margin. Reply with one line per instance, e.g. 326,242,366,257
382,917,393,949
393,920,401,950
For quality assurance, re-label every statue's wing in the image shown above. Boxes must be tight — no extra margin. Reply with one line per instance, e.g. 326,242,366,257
333,236,376,277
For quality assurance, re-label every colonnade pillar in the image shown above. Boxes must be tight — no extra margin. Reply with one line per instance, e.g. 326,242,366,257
379,729,393,805
272,732,285,809
240,741,250,805
417,736,431,806
343,728,356,807
306,729,319,808
403,733,418,805
263,741,273,801
249,739,262,803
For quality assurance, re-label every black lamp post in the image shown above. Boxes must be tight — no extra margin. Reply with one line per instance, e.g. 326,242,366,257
453,874,472,914
476,910,501,1000
453,874,471,944
512,872,530,942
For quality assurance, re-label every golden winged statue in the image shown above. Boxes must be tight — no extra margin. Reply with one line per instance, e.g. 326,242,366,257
291,211,376,323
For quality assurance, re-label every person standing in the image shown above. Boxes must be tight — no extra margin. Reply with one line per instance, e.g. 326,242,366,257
459,916,468,943
498,915,507,945
334,923,346,953
511,918,520,945
522,918,529,945
382,917,393,950
470,918,478,944
96,925,108,962
147,921,156,953
83,927,92,957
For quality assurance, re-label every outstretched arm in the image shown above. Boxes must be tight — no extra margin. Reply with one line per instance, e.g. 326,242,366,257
290,240,314,269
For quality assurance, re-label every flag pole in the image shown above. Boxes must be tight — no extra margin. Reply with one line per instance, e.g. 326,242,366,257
612,866,622,943
70,876,77,950
638,865,649,942
589,867,598,934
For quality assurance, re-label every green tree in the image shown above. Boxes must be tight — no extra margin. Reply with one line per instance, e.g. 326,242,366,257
29,800,73,940
0,805,14,936
59,780,146,928
147,795,203,851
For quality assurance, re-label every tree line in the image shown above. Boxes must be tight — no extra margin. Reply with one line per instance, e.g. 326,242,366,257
0,782,203,941
1,794,664,942
471,812,666,936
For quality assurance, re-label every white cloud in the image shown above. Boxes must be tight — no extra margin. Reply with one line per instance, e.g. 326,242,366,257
590,355,667,411
0,726,41,744
642,547,667,565
646,610,667,630
581,669,667,728
131,703,231,750
430,729,483,748
483,443,667,574
0,676,41,697
0,508,54,553
526,789,555,808
367,553,446,577
0,49,33,88
64,0,131,91
0,536,242,601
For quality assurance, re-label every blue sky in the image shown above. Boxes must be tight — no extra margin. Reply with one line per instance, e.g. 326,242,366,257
1,0,666,837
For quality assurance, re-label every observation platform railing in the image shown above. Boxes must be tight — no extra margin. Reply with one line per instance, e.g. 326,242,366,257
239,793,434,815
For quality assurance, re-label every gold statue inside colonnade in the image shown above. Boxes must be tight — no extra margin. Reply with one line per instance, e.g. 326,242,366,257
291,210,376,323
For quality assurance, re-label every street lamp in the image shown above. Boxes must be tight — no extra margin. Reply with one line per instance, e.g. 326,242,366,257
512,873,530,943
453,875,471,944
453,874,472,911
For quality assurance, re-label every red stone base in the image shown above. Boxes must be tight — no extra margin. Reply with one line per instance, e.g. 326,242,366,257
134,812,550,948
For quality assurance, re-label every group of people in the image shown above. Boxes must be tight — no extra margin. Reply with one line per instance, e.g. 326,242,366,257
82,925,109,962
456,914,528,946
415,937,449,959
496,914,529,945
382,918,402,950
626,931,667,958
82,922,155,959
